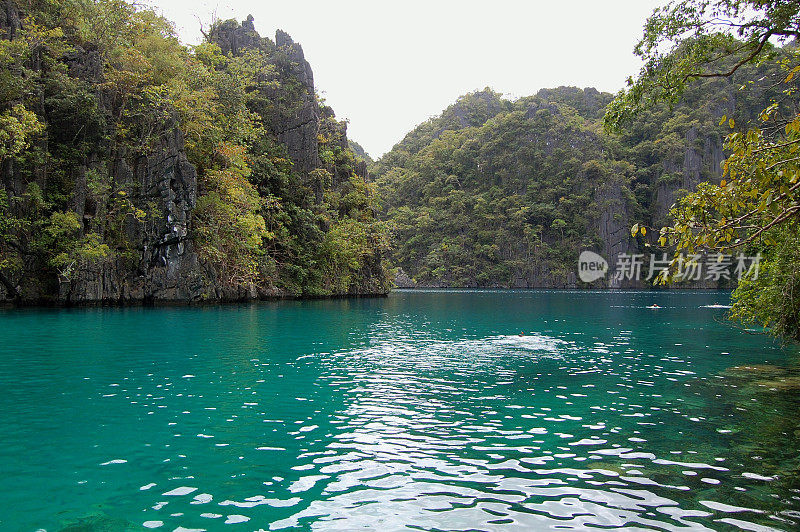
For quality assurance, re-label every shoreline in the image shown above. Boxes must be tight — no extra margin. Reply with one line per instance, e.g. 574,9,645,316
0,291,390,309
0,286,737,309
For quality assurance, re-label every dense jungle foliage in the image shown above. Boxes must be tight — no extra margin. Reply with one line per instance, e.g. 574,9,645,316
608,0,800,340
373,62,787,289
0,0,389,301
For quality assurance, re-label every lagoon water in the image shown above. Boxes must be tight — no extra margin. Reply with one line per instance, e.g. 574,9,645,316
2,290,799,531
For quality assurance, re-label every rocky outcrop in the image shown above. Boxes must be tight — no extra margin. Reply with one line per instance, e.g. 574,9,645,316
207,14,263,56
653,126,725,223
0,0,21,40
271,30,320,174
595,177,636,288
57,126,220,303
63,44,103,81
208,21,320,174
0,11,388,305
394,268,416,288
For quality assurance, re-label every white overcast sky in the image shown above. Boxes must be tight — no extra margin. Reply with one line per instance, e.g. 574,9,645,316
145,0,667,157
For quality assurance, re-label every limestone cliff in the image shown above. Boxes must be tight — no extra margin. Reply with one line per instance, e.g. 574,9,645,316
374,80,775,290
0,6,389,304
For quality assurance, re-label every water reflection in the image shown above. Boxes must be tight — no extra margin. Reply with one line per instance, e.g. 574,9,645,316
269,320,798,530
0,292,798,531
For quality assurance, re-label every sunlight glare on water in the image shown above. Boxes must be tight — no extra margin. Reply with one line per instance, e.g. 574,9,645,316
1,290,799,531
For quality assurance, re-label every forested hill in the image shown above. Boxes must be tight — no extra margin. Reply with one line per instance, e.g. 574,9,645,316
373,70,785,288
0,2,390,304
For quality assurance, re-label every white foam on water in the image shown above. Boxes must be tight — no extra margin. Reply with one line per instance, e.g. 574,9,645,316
224,515,250,524
142,521,163,529
162,486,198,496
190,493,213,504
140,483,157,490
742,472,775,481
99,459,127,465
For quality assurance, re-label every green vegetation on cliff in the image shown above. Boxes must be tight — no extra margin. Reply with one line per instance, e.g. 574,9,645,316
608,0,800,340
0,0,389,302
374,88,613,287
373,71,783,288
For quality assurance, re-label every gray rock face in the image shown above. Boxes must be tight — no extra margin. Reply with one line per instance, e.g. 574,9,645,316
0,0,20,40
0,12,387,304
394,268,416,288
63,44,103,81
653,126,725,223
62,127,217,303
208,19,321,174
595,178,636,289
271,29,320,174
0,3,218,303
207,14,263,56
595,125,726,289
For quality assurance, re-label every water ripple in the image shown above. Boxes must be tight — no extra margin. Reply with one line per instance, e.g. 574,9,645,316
1,292,797,531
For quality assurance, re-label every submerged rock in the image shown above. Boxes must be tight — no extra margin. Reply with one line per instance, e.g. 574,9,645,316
753,375,800,391
721,364,787,378
58,512,138,532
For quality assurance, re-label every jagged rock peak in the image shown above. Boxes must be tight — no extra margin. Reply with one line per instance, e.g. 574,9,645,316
274,28,314,90
275,28,294,47
243,14,255,31
208,14,264,56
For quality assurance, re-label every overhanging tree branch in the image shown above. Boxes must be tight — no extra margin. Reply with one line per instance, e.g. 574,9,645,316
684,31,773,82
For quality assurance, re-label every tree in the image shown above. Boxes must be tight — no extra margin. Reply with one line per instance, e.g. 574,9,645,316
0,105,43,164
193,143,267,287
606,0,800,339
605,0,800,128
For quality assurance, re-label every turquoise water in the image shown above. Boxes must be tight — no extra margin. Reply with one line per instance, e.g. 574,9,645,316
2,290,800,531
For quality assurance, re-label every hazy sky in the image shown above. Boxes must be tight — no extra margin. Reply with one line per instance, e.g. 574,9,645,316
145,1,667,157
